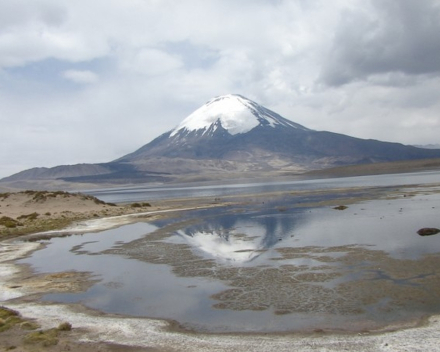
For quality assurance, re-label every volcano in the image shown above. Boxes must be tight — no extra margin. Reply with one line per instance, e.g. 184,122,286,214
117,94,440,171
3,94,440,186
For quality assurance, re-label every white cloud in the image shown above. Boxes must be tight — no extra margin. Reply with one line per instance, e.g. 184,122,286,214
120,48,183,76
63,69,98,84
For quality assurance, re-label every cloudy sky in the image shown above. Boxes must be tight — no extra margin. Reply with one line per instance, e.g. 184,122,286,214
1,0,440,178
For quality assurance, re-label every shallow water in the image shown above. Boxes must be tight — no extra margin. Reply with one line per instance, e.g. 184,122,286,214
19,175,440,332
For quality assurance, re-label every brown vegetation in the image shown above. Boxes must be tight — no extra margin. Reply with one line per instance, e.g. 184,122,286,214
0,307,23,333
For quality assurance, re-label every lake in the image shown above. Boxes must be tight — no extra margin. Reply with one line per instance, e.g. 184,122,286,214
19,171,440,332
86,171,440,203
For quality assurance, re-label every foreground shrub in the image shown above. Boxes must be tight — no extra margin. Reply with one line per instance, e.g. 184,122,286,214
58,322,72,331
17,212,39,221
23,329,59,347
0,216,21,228
131,202,151,208
0,307,22,332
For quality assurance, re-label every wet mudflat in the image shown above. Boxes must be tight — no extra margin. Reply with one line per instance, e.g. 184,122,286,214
18,181,440,333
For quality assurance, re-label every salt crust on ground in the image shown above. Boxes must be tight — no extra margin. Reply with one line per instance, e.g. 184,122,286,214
2,209,440,350
36,206,210,235
0,242,40,300
7,302,440,352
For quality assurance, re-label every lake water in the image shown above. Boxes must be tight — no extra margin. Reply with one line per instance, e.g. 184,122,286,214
19,171,440,332
87,171,440,203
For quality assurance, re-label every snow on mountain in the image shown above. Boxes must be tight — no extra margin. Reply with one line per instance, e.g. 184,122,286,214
170,94,308,137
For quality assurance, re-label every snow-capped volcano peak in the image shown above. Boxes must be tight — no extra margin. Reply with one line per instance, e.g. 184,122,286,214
170,94,308,137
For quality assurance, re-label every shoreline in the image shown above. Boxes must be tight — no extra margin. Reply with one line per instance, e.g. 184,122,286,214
2,183,440,350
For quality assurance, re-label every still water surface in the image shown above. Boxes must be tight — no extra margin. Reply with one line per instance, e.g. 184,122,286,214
87,171,440,203
20,172,440,332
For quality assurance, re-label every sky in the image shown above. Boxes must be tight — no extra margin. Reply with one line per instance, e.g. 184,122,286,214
1,0,440,178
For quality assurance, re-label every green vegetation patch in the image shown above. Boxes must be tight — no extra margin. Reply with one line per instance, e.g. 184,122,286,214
0,192,11,200
17,212,39,221
23,328,59,346
0,307,22,333
57,322,72,331
131,202,151,208
23,190,70,202
20,321,41,330
79,193,117,206
0,306,72,346
0,216,21,229
1,217,76,239
22,322,72,346
21,190,115,206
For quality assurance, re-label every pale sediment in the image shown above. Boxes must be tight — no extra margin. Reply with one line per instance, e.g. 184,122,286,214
0,241,41,300
5,302,440,352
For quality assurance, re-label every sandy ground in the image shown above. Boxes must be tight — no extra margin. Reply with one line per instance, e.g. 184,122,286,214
1,186,440,351
0,190,229,241
0,191,157,239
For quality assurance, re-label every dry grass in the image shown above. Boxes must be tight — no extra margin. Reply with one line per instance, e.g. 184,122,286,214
23,328,59,346
0,307,22,333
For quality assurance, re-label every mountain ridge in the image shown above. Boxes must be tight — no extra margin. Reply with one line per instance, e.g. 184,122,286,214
2,94,440,187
